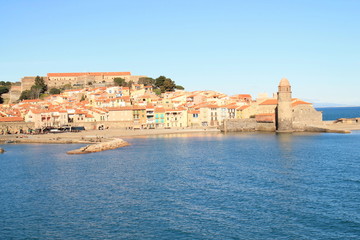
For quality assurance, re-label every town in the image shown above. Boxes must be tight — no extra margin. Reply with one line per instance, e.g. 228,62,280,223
0,71,321,134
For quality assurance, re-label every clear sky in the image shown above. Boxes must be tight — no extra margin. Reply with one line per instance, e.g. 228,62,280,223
0,0,359,105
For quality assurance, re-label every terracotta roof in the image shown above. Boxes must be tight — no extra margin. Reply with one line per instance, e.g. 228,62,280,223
292,100,311,107
231,94,252,99
48,72,131,77
255,113,275,123
237,105,249,110
188,110,200,114
0,117,24,122
21,99,42,103
106,107,134,111
259,99,278,105
155,108,165,113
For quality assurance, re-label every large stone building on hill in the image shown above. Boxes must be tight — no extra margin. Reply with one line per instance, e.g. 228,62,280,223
21,72,147,91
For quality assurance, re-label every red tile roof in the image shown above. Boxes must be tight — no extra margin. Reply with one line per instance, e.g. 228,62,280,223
238,105,250,110
106,107,134,111
154,108,165,113
259,99,278,105
48,72,131,77
0,117,24,122
291,100,311,107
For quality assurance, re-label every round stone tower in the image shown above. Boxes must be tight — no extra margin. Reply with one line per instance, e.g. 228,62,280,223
276,78,293,132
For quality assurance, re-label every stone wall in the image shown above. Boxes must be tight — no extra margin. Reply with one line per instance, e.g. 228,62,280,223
292,105,323,130
256,122,276,132
221,118,257,132
74,121,134,130
21,77,36,91
0,122,35,134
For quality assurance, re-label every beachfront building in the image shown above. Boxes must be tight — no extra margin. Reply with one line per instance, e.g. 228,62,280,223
155,108,165,128
165,108,188,128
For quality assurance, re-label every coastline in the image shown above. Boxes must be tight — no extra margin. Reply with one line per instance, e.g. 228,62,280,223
0,128,221,144
1,123,359,146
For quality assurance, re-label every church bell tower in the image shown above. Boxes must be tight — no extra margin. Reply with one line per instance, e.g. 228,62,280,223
276,78,293,132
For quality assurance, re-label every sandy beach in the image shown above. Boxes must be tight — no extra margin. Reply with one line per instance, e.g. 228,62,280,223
0,128,221,144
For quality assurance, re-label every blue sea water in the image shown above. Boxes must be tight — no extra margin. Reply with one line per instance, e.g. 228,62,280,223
317,107,360,121
1,132,360,239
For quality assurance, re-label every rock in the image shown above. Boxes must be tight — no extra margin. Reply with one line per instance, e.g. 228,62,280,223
0,148,5,153
326,129,351,134
67,138,130,154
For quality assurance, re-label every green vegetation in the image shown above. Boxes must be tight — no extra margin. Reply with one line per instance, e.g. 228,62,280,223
34,76,47,93
18,76,48,101
114,78,134,87
60,84,73,91
0,81,12,104
138,77,155,86
154,89,162,96
114,78,127,87
49,88,61,95
139,76,184,94
19,90,32,101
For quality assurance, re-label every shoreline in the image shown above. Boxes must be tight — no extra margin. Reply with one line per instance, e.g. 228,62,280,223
1,123,359,146
0,128,221,144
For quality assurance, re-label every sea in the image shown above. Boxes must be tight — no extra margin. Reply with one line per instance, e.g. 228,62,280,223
317,106,360,121
1,108,360,239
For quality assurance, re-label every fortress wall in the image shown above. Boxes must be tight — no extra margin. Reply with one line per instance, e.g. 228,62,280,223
256,122,276,132
73,121,134,130
292,105,323,128
0,122,35,134
221,118,257,132
21,77,36,91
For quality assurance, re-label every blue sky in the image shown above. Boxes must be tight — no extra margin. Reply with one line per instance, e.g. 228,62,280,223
0,0,359,105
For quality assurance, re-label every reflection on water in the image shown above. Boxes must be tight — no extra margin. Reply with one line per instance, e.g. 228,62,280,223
1,132,360,239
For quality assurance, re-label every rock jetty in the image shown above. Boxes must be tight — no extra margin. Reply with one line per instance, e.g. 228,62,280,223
67,138,130,154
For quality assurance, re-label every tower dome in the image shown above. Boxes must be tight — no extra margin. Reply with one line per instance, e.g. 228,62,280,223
279,77,290,87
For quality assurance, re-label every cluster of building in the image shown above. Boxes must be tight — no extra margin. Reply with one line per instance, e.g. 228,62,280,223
0,72,323,134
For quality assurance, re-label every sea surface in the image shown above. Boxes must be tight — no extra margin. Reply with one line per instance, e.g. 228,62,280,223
1,131,360,239
317,106,360,120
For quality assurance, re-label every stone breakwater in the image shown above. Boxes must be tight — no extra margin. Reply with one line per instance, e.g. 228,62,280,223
67,138,130,154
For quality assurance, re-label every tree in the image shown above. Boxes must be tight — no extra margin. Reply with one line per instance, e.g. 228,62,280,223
128,80,134,88
153,76,178,92
138,77,155,86
114,77,127,87
34,76,47,93
19,90,31,101
155,76,167,88
49,88,61,95
60,84,72,91
175,85,185,90
0,82,12,103
154,89,162,96
30,85,42,99
0,81,12,87
0,86,10,95
163,78,176,92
